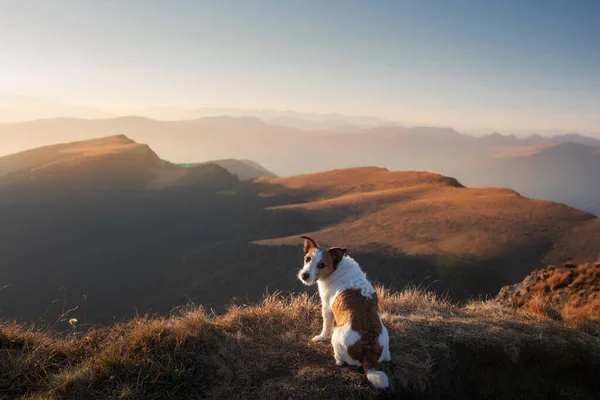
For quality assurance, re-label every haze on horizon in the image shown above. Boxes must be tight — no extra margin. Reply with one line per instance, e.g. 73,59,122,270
1,0,599,134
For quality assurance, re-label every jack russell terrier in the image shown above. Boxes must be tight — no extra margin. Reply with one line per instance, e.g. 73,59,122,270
298,236,391,388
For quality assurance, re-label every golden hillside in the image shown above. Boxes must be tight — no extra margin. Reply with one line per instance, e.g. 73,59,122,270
0,135,158,176
0,135,244,190
257,168,599,273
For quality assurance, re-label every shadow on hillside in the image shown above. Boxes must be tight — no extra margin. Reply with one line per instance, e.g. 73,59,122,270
0,238,555,328
162,241,555,318
0,176,566,327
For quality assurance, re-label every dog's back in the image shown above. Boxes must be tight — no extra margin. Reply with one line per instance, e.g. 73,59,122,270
331,288,390,388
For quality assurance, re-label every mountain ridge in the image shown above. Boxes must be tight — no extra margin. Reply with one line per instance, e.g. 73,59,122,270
0,135,277,190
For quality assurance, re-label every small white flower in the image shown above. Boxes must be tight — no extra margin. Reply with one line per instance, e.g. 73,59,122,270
69,318,78,327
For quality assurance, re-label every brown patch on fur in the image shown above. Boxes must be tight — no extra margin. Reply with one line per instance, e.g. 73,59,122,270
329,247,347,266
332,289,383,372
315,250,336,280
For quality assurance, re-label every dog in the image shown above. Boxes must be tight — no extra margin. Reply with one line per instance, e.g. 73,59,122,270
297,236,391,389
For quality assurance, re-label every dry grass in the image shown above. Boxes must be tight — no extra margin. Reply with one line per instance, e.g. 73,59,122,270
256,168,463,200
2,287,600,400
498,261,600,335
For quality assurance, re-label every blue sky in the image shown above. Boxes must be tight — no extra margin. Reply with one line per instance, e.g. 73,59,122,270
1,0,599,131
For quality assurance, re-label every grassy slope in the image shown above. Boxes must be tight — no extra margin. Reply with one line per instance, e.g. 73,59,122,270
193,159,277,180
2,288,599,400
0,135,155,176
0,135,242,191
0,135,163,190
257,167,600,268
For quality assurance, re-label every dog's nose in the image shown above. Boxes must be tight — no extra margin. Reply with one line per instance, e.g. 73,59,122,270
302,272,310,281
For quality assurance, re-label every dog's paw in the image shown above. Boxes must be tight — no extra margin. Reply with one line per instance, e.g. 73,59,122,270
335,359,344,366
311,334,329,342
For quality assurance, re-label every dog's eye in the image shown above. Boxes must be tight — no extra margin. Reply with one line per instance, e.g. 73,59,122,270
317,263,326,269
305,257,311,263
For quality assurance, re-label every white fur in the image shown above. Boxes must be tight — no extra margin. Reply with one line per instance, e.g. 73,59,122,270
297,248,324,286
316,255,377,306
366,370,389,389
301,254,391,388
379,315,392,362
332,322,361,366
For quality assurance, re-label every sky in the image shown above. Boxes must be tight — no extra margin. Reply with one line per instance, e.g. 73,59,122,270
1,0,599,132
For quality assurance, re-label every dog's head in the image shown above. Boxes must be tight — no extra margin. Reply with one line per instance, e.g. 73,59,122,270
297,236,347,285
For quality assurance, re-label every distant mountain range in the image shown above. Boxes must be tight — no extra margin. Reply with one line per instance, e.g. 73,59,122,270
140,107,400,132
0,94,397,131
0,93,113,122
0,136,598,325
1,116,599,215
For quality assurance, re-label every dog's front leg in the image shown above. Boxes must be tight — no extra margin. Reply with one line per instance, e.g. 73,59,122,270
312,304,333,342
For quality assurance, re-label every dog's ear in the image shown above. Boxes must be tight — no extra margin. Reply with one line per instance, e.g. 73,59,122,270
301,236,318,254
329,247,347,267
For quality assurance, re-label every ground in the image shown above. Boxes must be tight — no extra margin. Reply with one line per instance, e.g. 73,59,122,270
1,287,599,399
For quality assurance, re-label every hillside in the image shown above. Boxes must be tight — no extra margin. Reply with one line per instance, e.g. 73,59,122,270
1,288,599,399
1,137,599,325
0,135,147,176
1,117,599,215
256,168,600,296
498,261,600,329
0,135,265,191
194,159,277,180
0,135,164,189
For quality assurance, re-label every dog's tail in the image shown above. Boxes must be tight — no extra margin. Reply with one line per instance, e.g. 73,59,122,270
363,344,389,389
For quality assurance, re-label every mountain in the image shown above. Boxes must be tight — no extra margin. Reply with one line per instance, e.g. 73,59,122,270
0,135,240,191
0,135,162,190
552,133,600,147
194,159,277,180
1,117,600,215
0,116,293,171
140,107,399,131
0,137,599,326
463,141,600,215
